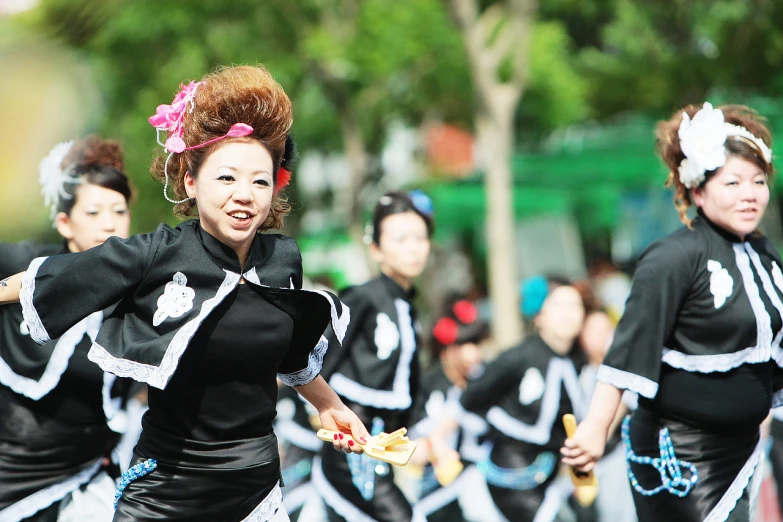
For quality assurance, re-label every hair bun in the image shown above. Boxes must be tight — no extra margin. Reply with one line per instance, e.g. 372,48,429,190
62,135,125,171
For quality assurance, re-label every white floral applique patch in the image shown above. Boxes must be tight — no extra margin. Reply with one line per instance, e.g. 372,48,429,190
374,313,400,360
707,260,733,309
519,367,545,405
153,272,196,327
772,262,783,294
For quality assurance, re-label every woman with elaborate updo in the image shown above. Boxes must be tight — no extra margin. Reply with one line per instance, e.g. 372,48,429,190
562,103,780,522
0,136,134,521
0,65,369,522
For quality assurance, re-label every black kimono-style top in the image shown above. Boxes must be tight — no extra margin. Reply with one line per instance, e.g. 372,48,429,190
599,213,783,428
0,242,127,432
19,221,348,395
321,275,420,429
459,335,586,455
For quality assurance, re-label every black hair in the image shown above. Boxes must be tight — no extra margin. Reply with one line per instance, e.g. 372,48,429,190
371,191,434,245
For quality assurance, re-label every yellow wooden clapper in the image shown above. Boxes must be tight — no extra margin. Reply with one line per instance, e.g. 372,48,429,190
317,427,417,466
563,414,599,507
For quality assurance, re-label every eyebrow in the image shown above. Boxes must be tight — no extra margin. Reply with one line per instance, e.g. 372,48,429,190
218,166,272,176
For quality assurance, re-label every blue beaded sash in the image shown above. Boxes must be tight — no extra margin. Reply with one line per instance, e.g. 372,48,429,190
621,415,698,497
114,458,158,508
347,418,388,501
479,451,557,491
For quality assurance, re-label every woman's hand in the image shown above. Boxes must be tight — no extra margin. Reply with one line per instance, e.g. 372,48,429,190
319,403,370,454
560,419,607,473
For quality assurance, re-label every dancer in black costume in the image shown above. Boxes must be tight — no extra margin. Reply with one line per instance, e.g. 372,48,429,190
0,65,369,522
314,191,434,522
563,103,779,522
0,136,135,522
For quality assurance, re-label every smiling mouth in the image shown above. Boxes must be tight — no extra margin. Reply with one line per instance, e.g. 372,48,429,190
228,210,254,223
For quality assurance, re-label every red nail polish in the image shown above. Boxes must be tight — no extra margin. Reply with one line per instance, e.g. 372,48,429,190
339,433,344,440
348,440,354,447
360,437,368,443
334,434,338,440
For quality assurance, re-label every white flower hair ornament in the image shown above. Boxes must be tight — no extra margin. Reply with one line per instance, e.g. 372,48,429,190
38,141,82,221
678,102,773,189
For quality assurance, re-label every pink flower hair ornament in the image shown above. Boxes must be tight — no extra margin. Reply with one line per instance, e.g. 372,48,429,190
148,81,268,203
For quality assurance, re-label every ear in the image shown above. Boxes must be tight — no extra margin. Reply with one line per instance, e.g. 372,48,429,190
184,172,197,200
54,212,73,240
690,186,704,207
368,242,384,264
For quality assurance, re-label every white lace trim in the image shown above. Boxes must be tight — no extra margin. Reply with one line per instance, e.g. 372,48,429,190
661,346,773,373
596,365,658,399
243,267,351,344
19,256,51,345
703,437,763,522
278,336,328,387
274,419,322,452
240,481,285,522
746,244,783,348
328,298,416,410
0,311,101,400
486,358,585,445
0,458,102,522
311,457,379,522
88,341,158,383
733,244,774,359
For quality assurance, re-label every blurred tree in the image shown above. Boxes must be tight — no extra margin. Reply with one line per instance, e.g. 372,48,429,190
448,0,537,347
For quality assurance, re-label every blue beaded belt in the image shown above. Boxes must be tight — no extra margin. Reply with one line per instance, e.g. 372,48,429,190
114,459,158,508
479,451,556,491
621,415,698,497
347,417,388,501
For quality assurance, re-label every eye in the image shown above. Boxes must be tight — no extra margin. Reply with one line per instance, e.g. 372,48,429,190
86,210,99,216
255,179,271,187
725,181,738,186
115,209,128,215
755,178,767,185
217,174,235,182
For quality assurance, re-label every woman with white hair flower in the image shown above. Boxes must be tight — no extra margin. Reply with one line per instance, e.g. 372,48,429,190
562,103,780,522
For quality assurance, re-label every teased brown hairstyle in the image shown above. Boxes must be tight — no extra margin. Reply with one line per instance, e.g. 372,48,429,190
58,135,133,216
656,104,774,225
151,65,293,229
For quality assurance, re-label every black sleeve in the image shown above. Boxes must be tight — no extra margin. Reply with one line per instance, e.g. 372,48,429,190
599,238,694,399
460,348,521,416
319,285,371,381
20,230,163,344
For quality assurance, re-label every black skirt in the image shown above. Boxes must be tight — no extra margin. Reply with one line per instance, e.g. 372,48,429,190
626,406,763,522
113,420,285,522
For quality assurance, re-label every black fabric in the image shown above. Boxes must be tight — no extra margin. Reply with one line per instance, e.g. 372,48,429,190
602,214,783,400
487,482,565,522
0,242,66,382
320,447,413,522
628,406,758,522
115,423,281,522
145,284,294,441
28,221,333,389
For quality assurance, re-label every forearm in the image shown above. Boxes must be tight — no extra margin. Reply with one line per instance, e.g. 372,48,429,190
0,272,23,305
584,381,623,436
294,375,344,413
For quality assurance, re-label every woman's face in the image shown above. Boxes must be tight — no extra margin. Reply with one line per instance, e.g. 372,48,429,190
185,140,274,258
370,211,431,283
446,341,482,378
692,155,769,239
535,285,585,353
55,183,130,253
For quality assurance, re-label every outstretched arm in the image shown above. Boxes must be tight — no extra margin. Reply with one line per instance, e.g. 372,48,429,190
0,272,22,305
560,382,622,472
294,375,370,454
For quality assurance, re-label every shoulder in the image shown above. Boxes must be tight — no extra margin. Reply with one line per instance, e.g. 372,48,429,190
262,233,302,263
750,235,782,263
635,225,702,278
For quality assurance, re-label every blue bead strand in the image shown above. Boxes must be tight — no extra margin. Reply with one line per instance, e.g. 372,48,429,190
114,459,158,508
621,416,698,498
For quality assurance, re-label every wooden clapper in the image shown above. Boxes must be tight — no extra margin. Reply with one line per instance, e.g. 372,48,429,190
563,414,599,507
317,427,417,466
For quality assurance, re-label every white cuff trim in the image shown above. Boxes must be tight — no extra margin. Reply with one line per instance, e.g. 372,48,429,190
19,256,51,345
596,365,658,399
278,336,327,387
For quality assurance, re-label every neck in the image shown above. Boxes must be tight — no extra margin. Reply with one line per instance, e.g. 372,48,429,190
538,329,573,356
441,355,467,390
381,267,412,291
